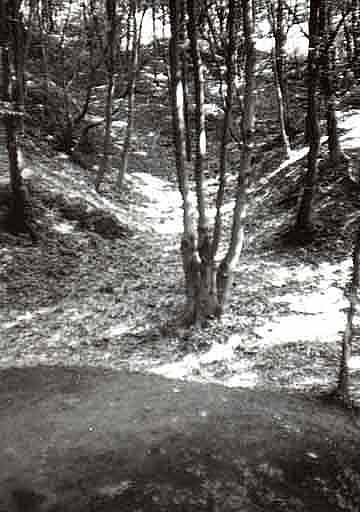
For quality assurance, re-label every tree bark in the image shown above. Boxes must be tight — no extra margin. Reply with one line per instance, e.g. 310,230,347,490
273,44,292,158
295,0,321,233
187,0,218,322
169,0,199,323
337,227,360,404
217,0,257,314
351,0,360,77
180,1,192,163
212,0,237,261
0,0,29,234
95,0,117,191
117,5,146,190
269,0,291,156
319,0,344,166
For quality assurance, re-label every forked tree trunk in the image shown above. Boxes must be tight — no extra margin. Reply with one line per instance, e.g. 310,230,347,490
295,0,321,233
169,0,199,322
169,0,256,325
216,0,257,314
186,0,219,323
211,0,237,283
337,227,360,404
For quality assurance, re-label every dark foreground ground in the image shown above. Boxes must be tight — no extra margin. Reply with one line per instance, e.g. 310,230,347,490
1,365,360,512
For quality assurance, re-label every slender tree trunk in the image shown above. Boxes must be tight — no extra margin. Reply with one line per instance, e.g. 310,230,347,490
37,1,50,125
295,0,321,233
217,0,257,314
10,7,26,135
95,0,117,191
211,0,237,262
271,0,291,156
352,0,360,77
180,1,192,163
152,0,158,81
273,45,291,158
169,0,199,323
0,0,29,234
337,227,360,404
118,5,146,190
187,0,218,323
320,0,344,166
95,72,114,191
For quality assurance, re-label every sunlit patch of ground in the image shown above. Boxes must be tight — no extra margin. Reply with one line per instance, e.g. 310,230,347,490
140,249,356,398
339,110,360,150
130,171,183,234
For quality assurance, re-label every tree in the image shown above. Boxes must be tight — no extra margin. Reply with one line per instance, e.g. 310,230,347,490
319,0,346,166
294,0,321,234
95,0,117,191
0,0,32,236
169,0,257,324
337,226,360,405
216,0,257,313
350,0,360,77
169,0,197,321
267,0,291,158
117,2,147,190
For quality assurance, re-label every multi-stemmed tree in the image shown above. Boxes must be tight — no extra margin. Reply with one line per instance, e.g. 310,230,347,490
169,0,257,324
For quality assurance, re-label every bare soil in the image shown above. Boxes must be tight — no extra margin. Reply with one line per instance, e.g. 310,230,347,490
1,365,360,512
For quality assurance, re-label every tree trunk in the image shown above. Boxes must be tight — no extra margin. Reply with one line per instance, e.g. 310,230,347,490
212,0,237,261
0,0,29,234
295,0,321,233
10,6,26,135
270,0,291,156
95,0,117,191
187,0,219,323
217,0,257,315
169,0,200,322
351,0,360,77
273,45,291,158
320,0,344,166
117,5,146,190
180,1,192,164
337,227,360,404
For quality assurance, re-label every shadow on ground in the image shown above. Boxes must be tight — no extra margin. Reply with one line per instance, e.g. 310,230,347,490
1,365,360,511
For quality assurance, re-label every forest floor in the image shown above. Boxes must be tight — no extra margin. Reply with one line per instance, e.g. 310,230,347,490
1,84,360,509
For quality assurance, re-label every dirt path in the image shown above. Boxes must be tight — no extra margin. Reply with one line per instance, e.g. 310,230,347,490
1,365,360,511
